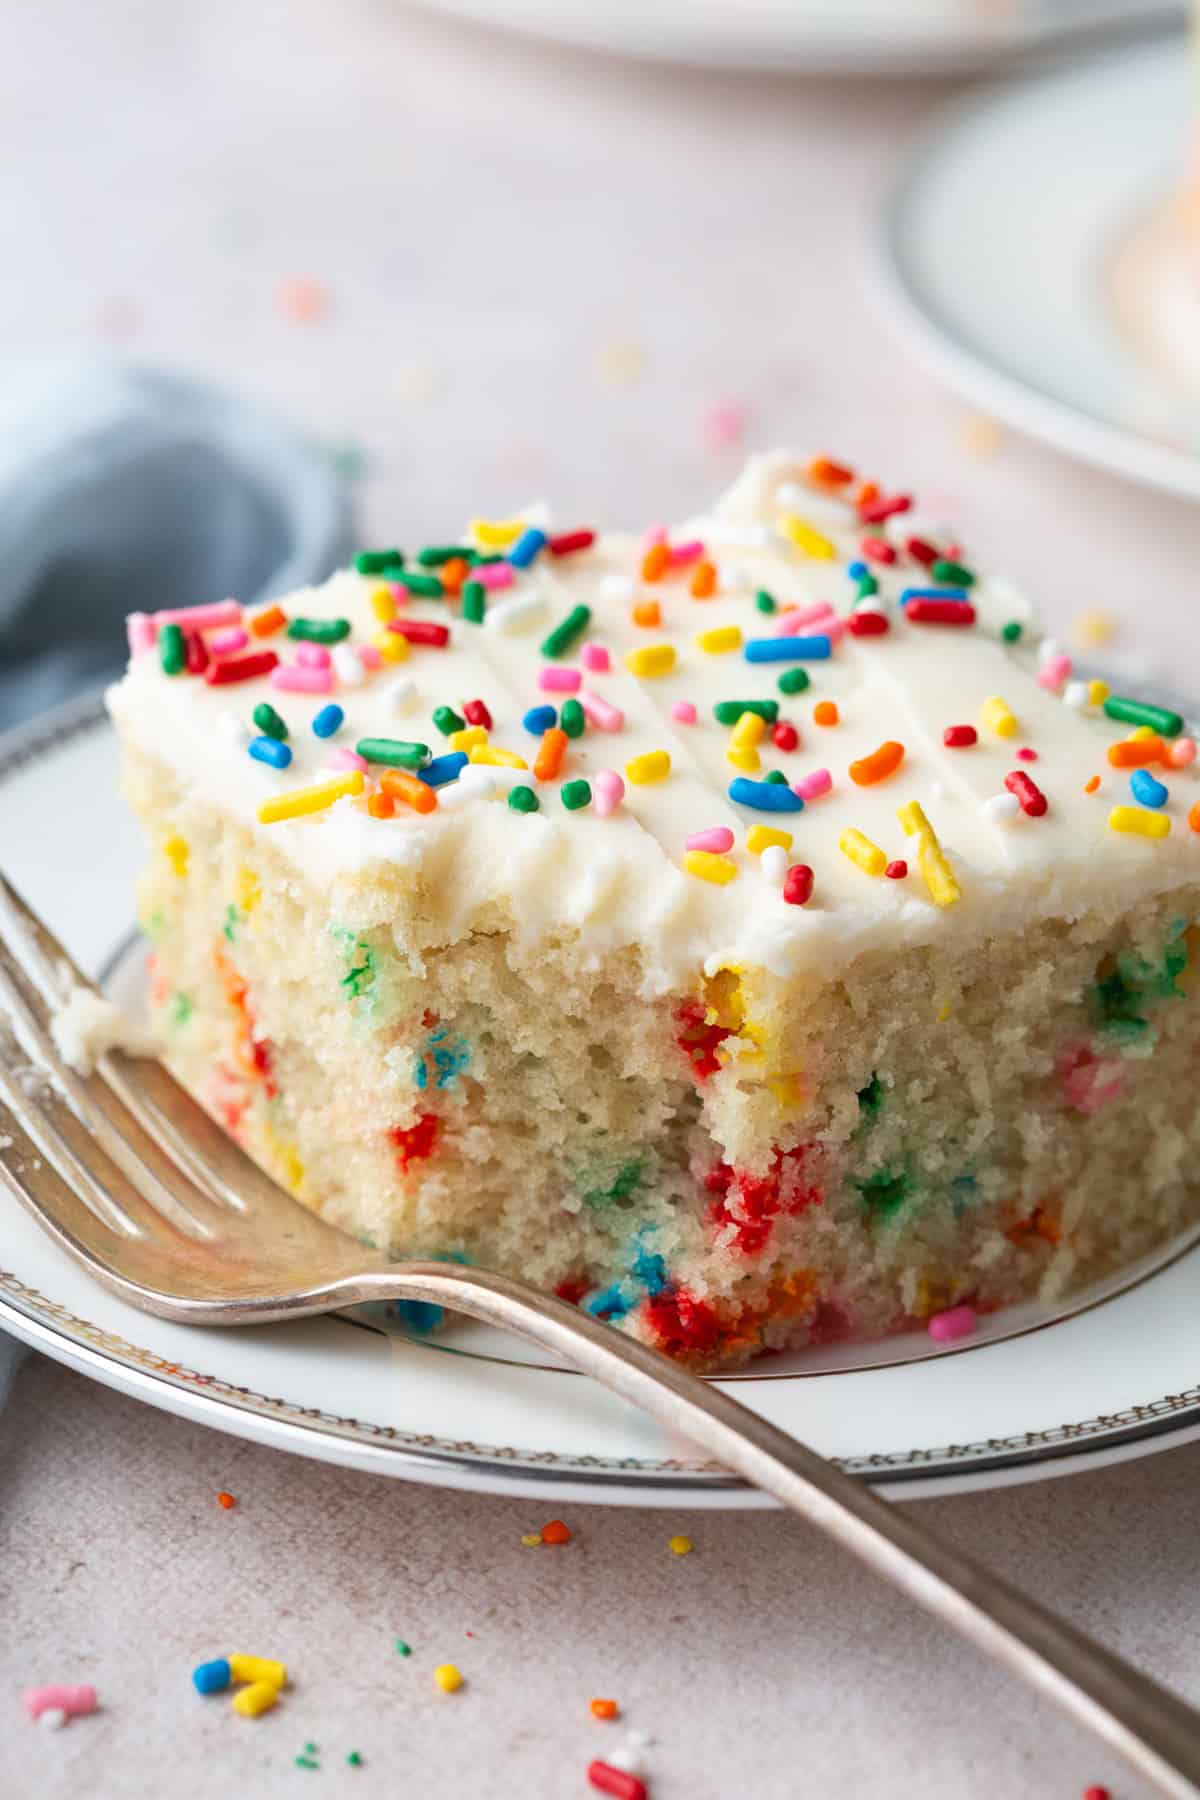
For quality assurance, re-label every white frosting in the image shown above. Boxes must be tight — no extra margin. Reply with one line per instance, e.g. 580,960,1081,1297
107,452,1200,997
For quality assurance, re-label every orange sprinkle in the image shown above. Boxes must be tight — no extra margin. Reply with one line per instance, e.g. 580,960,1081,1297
590,1699,619,1721
276,275,330,323
380,768,437,814
690,559,717,599
534,726,568,782
367,791,395,819
632,599,661,628
813,701,839,727
1190,801,1200,834
440,556,469,594
807,456,854,487
1084,775,1101,795
1107,736,1163,768
248,604,286,639
856,480,880,508
540,1519,572,1545
641,542,670,582
849,740,904,786
217,1491,237,1510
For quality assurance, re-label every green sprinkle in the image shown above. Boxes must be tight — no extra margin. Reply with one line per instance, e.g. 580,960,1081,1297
561,779,592,810
461,581,486,624
1103,695,1183,738
713,699,778,726
305,1744,319,1756
295,1757,319,1771
347,1753,363,1769
857,1072,884,1116
470,552,505,566
858,1167,912,1218
355,549,404,575
541,604,591,660
222,903,238,943
417,545,472,567
855,573,879,599
170,991,193,1026
394,571,444,599
355,737,431,769
433,705,465,737
777,668,810,696
560,697,585,739
394,1639,412,1657
288,617,351,644
253,702,288,741
1001,620,1022,643
763,770,788,785
754,589,776,614
508,785,539,813
159,623,185,675
931,558,974,587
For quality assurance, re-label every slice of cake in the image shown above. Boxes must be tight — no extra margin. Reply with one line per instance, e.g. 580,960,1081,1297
106,451,1200,1368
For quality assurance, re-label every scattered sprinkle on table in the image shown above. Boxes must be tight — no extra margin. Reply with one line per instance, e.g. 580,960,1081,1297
540,1518,572,1545
591,1698,620,1720
668,1534,693,1556
434,1664,464,1694
216,1490,237,1509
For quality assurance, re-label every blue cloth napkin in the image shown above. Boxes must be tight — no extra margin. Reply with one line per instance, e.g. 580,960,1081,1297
0,357,354,1396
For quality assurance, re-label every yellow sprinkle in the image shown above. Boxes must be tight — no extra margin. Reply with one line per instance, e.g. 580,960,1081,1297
1072,609,1115,650
1088,679,1110,708
695,625,742,655
1130,724,1158,741
625,749,671,784
234,865,260,914
434,1664,464,1694
229,1655,287,1689
765,1072,806,1106
897,802,961,908
746,824,792,855
684,850,738,886
520,1533,543,1548
163,833,189,878
369,584,396,622
373,628,409,663
258,771,364,823
979,695,1017,739
896,800,931,840
1108,805,1171,840
470,744,528,769
469,517,524,550
838,829,887,877
450,725,488,752
669,1535,693,1556
726,744,761,773
624,644,676,678
936,999,952,1023
231,1681,279,1718
778,513,836,559
280,1145,305,1194
730,710,767,749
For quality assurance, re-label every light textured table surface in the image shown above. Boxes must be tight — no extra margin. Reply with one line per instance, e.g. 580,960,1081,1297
3,4,1199,1796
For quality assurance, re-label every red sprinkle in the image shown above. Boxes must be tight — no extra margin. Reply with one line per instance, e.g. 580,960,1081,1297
905,536,939,567
463,698,493,730
860,535,896,565
906,599,976,626
205,650,278,686
884,860,908,880
1083,1791,1110,1800
184,629,209,675
783,864,814,907
848,609,889,637
1004,769,1048,816
943,725,977,748
217,1491,237,1509
771,721,799,752
1015,746,1038,762
389,619,449,647
587,1761,646,1800
859,493,911,524
540,1519,572,1545
548,529,595,556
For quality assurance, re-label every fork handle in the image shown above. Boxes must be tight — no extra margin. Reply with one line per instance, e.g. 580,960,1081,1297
339,1263,1200,1796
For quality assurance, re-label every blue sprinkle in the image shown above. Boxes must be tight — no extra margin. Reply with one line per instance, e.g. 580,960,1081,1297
631,1242,668,1297
418,751,469,788
728,776,804,813
192,1659,231,1695
248,735,292,768
846,559,867,580
899,588,969,607
744,636,832,663
585,1282,631,1321
523,704,558,735
311,703,345,739
392,1299,444,1334
1130,768,1168,809
508,526,547,569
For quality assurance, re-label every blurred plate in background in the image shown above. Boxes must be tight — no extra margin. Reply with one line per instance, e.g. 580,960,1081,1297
873,34,1200,500
413,0,1182,75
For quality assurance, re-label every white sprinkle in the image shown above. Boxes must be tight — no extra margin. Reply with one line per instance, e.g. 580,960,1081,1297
606,1746,644,1776
760,845,788,886
701,522,771,549
598,573,636,604
382,677,417,713
1062,679,1089,710
216,710,248,744
332,644,365,687
38,1710,68,1732
775,483,851,527
515,497,552,530
486,590,550,635
1038,636,1064,667
437,771,496,811
980,792,1020,825
852,598,887,617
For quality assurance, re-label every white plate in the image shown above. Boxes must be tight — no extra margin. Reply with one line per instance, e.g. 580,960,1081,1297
5,696,1200,1505
873,35,1200,501
414,0,1181,77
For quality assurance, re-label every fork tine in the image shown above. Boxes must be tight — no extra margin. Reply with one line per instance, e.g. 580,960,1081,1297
0,1086,134,1249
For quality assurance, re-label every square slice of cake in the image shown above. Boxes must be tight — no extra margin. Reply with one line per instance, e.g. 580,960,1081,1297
106,451,1200,1367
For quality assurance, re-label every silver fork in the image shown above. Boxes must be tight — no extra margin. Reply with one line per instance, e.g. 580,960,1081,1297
2,873,1199,1794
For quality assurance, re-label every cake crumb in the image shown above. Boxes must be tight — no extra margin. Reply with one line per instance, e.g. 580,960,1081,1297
50,986,155,1075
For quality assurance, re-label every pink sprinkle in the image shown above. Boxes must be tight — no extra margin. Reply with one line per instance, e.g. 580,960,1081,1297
328,747,368,773
794,768,832,801
271,662,333,694
539,667,582,694
23,1685,97,1722
671,700,698,725
861,535,896,565
1166,736,1196,768
593,770,625,816
927,1304,977,1344
702,401,746,451
775,602,836,637
667,539,705,567
357,645,382,670
473,561,515,592
127,613,156,656
388,582,410,607
1037,654,1072,692
641,525,667,552
152,599,241,631
579,689,625,732
297,642,332,668
209,627,249,656
1016,746,1038,762
580,641,611,673
687,827,734,853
